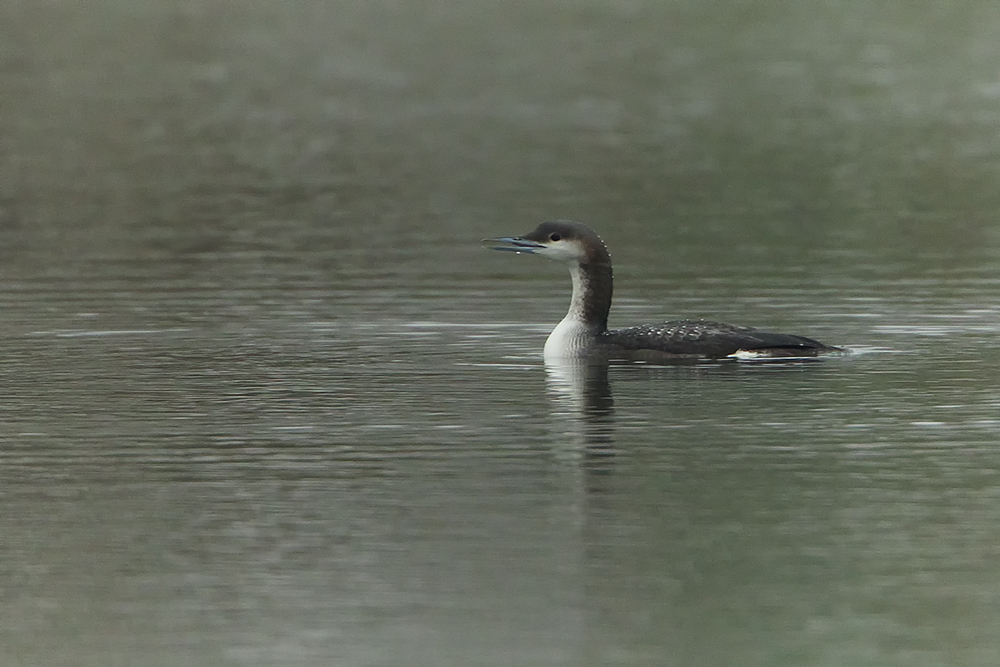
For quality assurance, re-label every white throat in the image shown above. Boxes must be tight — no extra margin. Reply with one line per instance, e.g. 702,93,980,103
543,263,599,359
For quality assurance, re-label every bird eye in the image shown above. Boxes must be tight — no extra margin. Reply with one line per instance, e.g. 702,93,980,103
549,233,561,242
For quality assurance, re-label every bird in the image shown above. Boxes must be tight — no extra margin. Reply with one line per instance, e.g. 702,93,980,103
485,220,841,362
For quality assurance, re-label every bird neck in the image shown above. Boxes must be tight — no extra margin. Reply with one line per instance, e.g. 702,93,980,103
565,258,612,332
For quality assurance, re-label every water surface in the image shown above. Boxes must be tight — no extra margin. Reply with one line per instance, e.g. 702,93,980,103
3,1,1000,665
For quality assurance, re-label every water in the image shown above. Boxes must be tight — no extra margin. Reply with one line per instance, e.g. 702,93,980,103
4,1,1000,665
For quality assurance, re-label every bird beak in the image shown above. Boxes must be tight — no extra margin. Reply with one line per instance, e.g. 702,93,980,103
482,236,546,254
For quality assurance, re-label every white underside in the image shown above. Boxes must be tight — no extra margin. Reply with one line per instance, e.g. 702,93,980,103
727,349,767,359
543,316,594,359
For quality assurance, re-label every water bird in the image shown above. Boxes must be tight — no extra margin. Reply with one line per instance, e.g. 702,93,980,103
485,220,841,361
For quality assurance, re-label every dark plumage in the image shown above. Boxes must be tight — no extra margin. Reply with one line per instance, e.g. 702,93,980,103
601,320,836,360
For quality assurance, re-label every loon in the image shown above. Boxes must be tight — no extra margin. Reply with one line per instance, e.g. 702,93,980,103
486,220,841,361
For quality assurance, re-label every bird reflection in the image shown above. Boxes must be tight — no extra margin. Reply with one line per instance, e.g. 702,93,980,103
544,357,617,473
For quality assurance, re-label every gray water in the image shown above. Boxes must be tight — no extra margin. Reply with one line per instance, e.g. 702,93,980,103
4,1,1000,665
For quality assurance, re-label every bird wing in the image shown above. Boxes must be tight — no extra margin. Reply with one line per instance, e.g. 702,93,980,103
603,320,832,358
